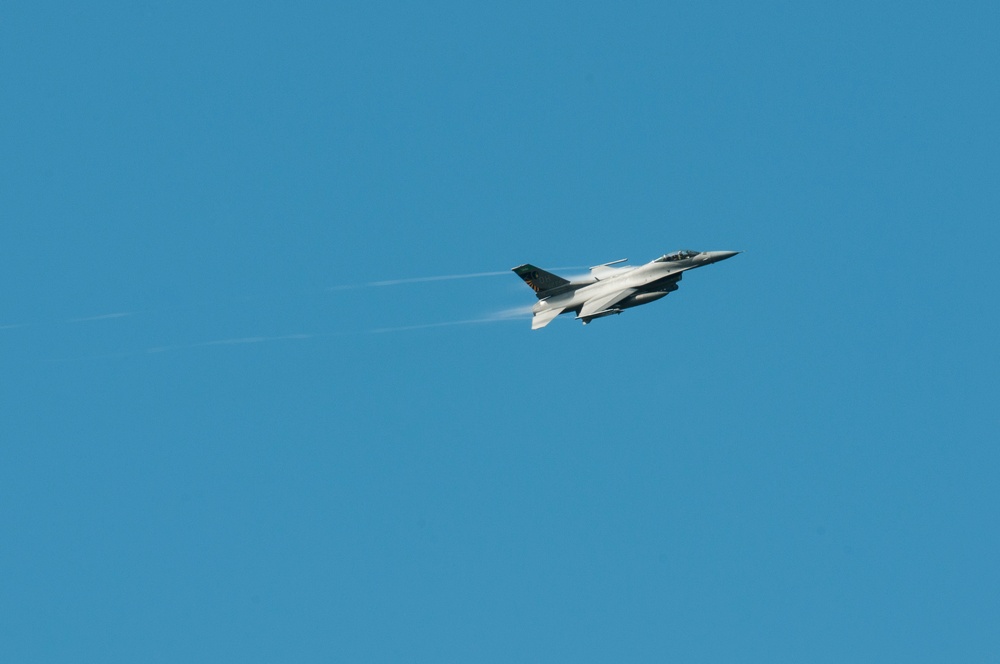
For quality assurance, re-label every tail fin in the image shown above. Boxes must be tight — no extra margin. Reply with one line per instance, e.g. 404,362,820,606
512,264,570,298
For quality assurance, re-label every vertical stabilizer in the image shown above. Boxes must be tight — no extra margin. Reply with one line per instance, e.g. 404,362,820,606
512,264,570,298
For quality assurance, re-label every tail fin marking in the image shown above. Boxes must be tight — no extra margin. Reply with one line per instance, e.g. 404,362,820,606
512,264,570,298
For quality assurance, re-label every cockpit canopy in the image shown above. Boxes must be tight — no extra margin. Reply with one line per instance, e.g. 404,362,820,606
656,249,700,262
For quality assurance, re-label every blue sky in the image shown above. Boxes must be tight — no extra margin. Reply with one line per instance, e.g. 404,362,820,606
2,1,998,661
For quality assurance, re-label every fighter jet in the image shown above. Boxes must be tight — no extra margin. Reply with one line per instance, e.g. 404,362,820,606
512,250,739,329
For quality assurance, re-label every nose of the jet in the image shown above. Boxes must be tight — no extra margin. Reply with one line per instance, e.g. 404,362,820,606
703,250,740,264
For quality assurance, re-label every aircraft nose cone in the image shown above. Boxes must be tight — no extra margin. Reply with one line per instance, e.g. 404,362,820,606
704,250,740,263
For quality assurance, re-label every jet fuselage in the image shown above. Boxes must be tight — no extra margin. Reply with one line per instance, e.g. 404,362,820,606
514,250,738,328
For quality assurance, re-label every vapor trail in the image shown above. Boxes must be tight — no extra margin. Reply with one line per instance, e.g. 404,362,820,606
69,312,131,323
329,267,584,291
30,267,552,360
2,313,132,330
370,305,533,334
368,270,511,287
45,333,318,363
145,333,315,354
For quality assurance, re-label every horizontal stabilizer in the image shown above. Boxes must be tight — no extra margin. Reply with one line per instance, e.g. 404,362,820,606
531,307,565,330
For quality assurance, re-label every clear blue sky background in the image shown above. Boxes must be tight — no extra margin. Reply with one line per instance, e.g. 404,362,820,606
2,1,998,661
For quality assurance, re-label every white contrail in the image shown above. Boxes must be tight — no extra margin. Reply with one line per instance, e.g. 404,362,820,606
45,333,318,362
35,267,554,359
370,305,533,334
490,305,536,319
145,333,314,354
329,267,584,291
328,270,507,290
2,313,130,330
368,270,512,287
370,319,495,333
69,312,131,323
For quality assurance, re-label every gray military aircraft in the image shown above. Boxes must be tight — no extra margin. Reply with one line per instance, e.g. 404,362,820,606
513,250,739,329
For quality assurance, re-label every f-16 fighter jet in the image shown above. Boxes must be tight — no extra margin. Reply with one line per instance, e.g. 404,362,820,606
513,250,739,329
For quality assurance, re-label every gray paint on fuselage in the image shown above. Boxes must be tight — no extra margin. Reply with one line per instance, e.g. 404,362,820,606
514,250,739,328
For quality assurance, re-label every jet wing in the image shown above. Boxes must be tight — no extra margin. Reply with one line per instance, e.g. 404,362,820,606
577,288,636,321
531,306,565,330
